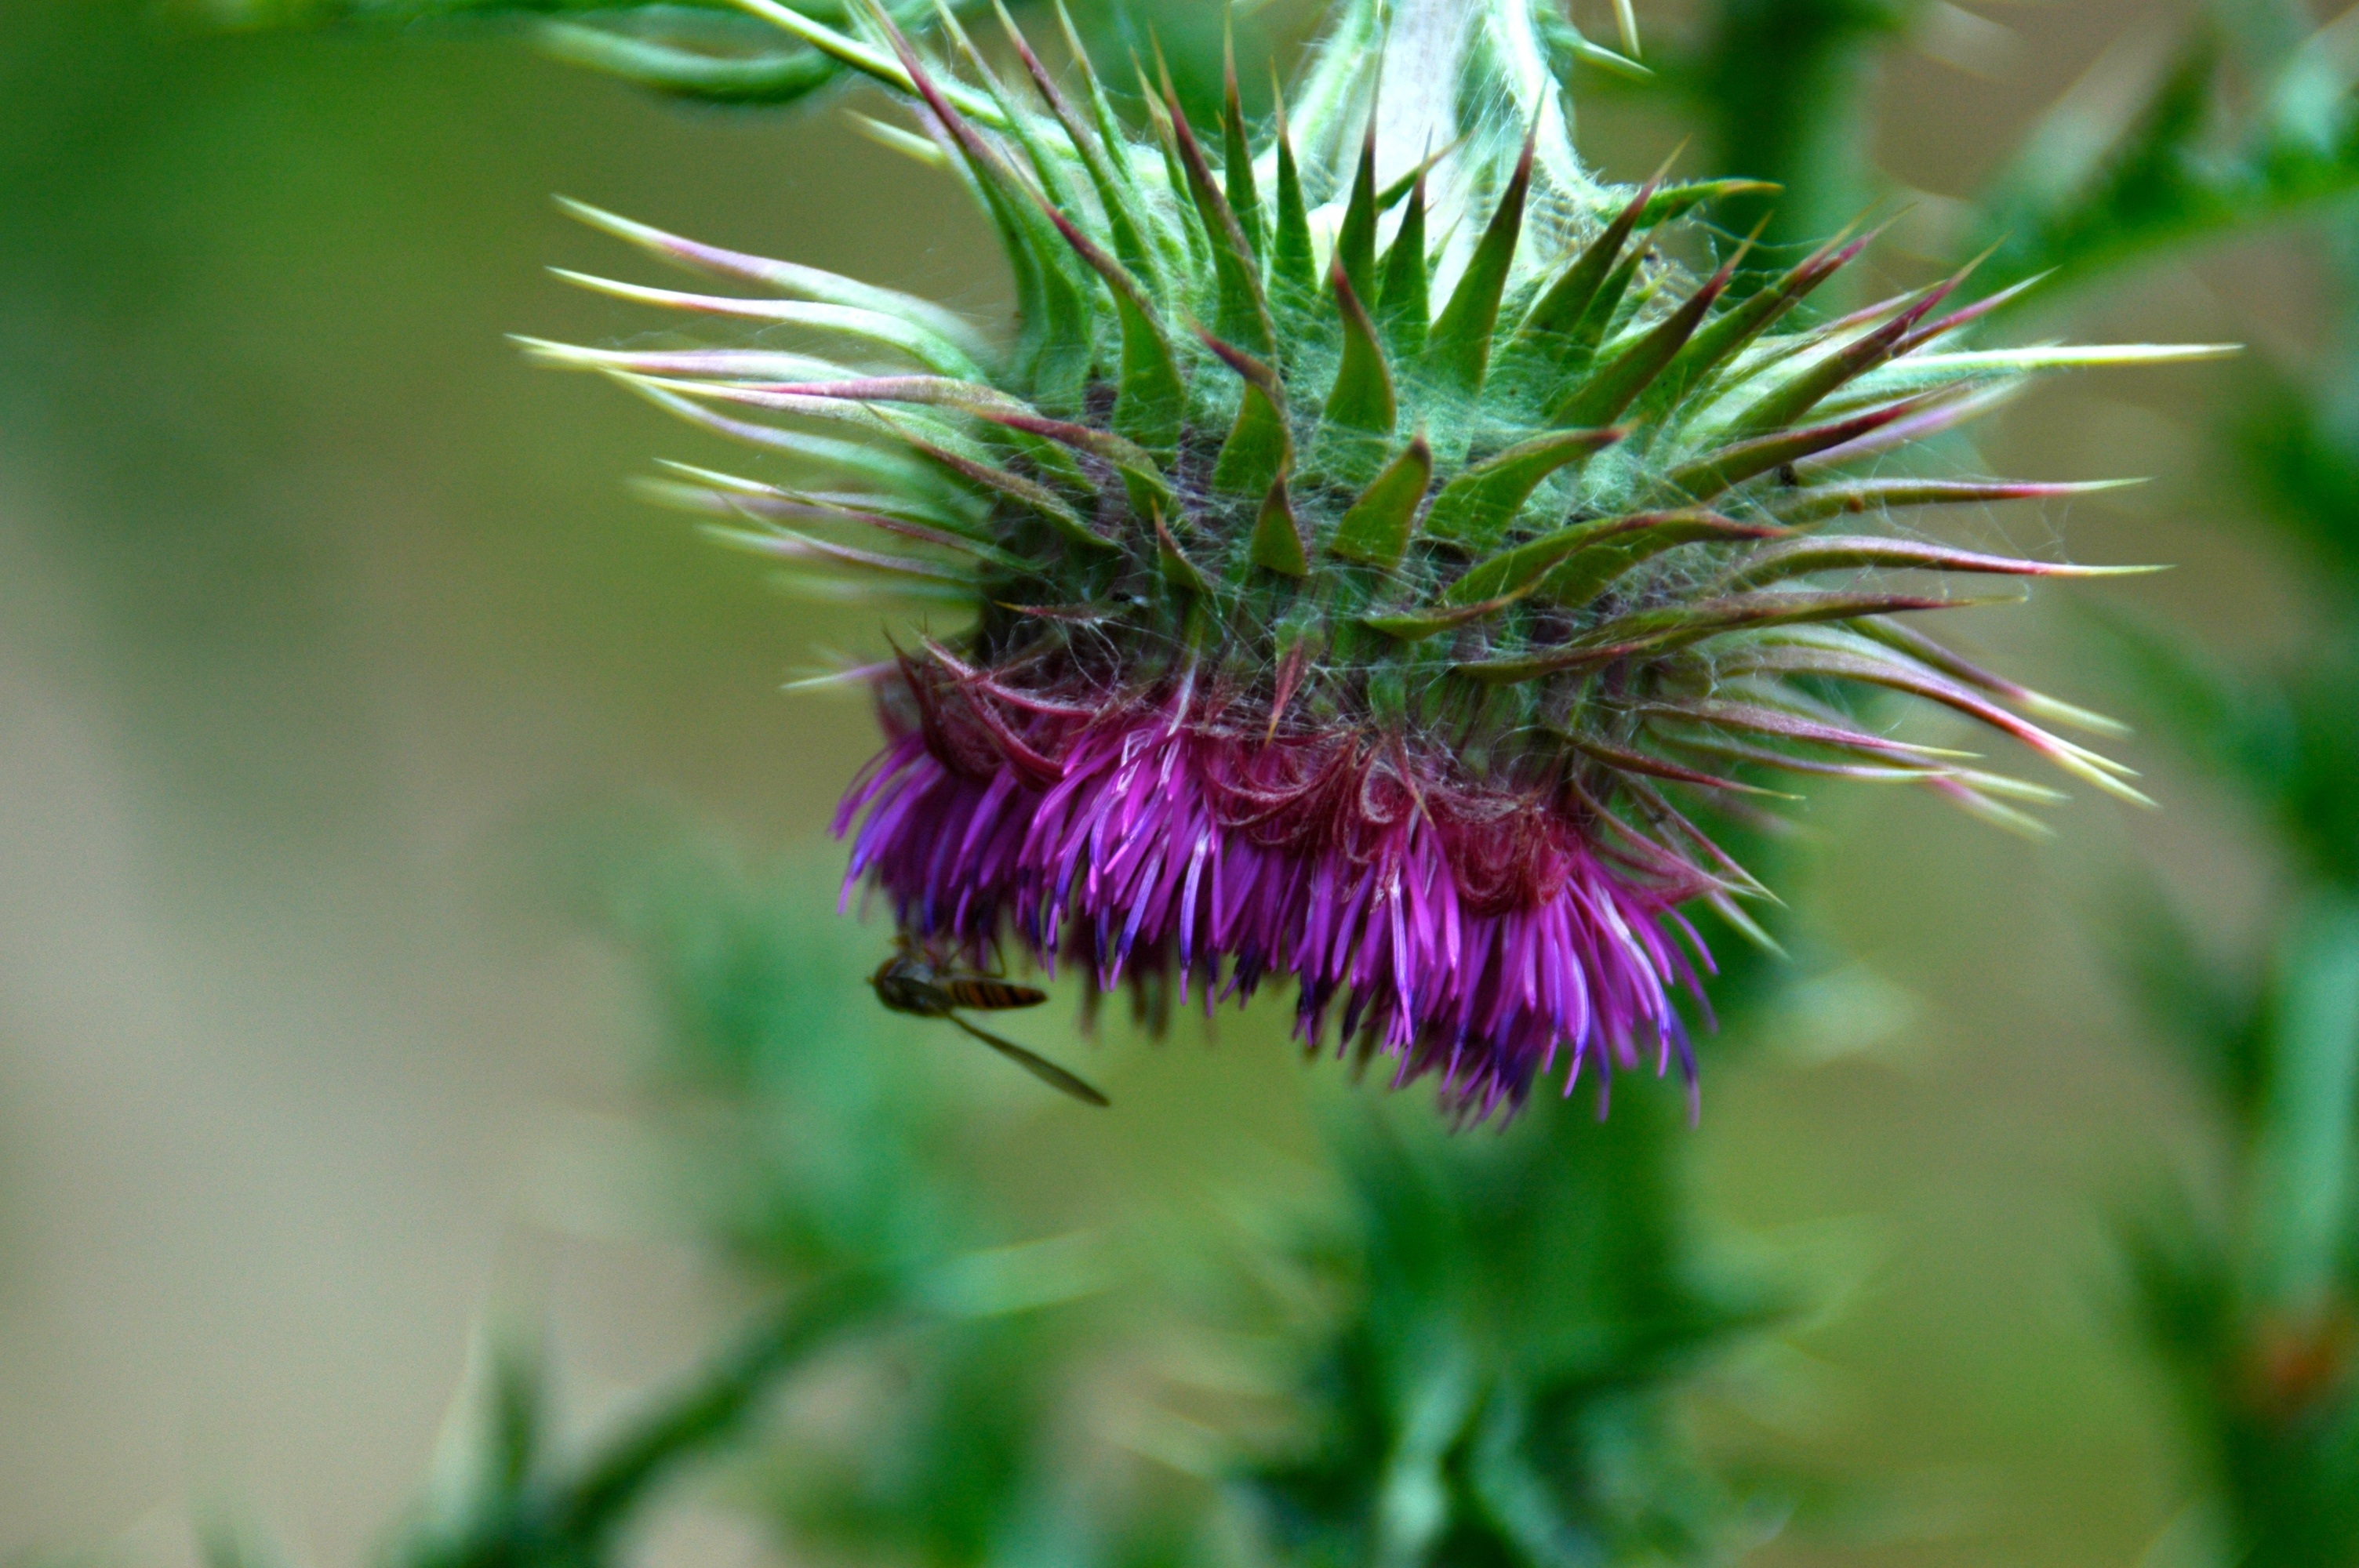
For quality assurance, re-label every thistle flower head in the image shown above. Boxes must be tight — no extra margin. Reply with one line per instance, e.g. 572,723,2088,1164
530,0,2220,1120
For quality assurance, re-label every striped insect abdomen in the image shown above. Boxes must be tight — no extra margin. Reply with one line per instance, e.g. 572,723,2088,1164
944,978,1047,1011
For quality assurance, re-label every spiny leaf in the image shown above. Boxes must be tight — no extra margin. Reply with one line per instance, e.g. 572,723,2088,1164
1443,518,1629,606
1033,200,1187,455
1422,428,1624,547
1424,130,1536,393
1333,117,1381,308
1634,178,1778,227
1155,506,1216,595
1266,619,1317,738
1773,476,2141,525
511,336,854,385
662,374,1107,548
1638,698,1970,760
1722,633,2150,803
667,481,1023,568
1562,245,1650,365
844,110,951,168
1135,74,1209,277
1375,140,1456,214
556,198,992,368
1323,263,1397,434
1515,176,1656,349
1549,229,1750,428
970,408,1174,514
932,2,1079,216
645,424,976,517
874,12,1095,405
1851,615,2130,735
1223,29,1263,260
1825,343,2242,417
1204,334,1293,497
1055,0,1133,194
1377,168,1430,358
1721,264,1977,438
1579,589,2000,656
768,571,977,608
1329,434,1434,569
1250,478,1310,577
1538,510,1785,607
1362,596,1529,641
1560,730,1789,797
713,521,976,584
1270,88,1318,304
1643,221,1881,423
1667,392,1949,501
547,270,989,379
1723,535,2160,589
998,2,1161,296
1453,591,1983,683
1891,270,2051,357
1661,733,1961,786
725,0,1003,122
1162,66,1274,355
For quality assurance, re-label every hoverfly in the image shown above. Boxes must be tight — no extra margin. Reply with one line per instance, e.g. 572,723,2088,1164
869,936,1110,1107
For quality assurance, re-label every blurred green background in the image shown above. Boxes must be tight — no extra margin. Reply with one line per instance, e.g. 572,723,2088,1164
0,1,2325,1563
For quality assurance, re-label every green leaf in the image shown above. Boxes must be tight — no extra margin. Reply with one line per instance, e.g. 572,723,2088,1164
1515,177,1652,350
1250,478,1310,577
1536,510,1776,607
1163,67,1274,356
998,3,1161,297
1549,239,1744,428
1322,263,1397,435
1270,96,1318,306
1156,506,1217,595
1032,201,1186,456
1773,476,2137,525
1635,177,1779,227
1667,392,1947,501
1443,517,1623,605
875,15,1095,406
536,20,843,104
1422,428,1623,548
1423,132,1536,393
1223,36,1264,260
1205,336,1293,498
1377,169,1430,359
1724,535,2155,589
1333,119,1381,309
1329,434,1435,569
1666,226,1873,396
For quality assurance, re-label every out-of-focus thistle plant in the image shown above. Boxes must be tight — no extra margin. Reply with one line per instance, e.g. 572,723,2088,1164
1226,1091,1787,1566
515,0,2219,1120
198,0,983,103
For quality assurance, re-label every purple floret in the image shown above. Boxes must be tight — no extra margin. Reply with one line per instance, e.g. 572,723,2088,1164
837,659,1711,1120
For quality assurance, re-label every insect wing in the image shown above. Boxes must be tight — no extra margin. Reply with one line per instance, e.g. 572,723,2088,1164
951,1015,1110,1107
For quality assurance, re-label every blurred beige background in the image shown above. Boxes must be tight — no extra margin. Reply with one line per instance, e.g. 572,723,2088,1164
0,1,2324,1564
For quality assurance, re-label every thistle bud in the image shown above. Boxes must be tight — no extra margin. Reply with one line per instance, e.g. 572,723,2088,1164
529,0,2223,1120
